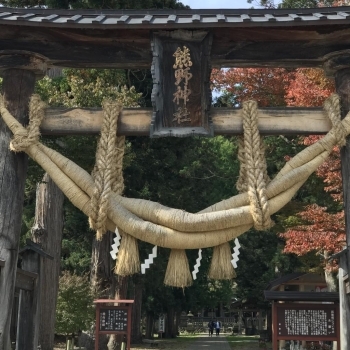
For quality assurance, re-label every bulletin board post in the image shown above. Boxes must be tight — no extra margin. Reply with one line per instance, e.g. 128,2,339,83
94,299,134,350
272,302,340,350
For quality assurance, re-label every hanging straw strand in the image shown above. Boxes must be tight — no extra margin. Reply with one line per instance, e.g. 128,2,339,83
89,99,122,239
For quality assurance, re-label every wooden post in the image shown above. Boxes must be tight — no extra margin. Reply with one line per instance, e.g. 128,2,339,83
0,68,36,350
335,68,350,350
95,304,100,350
338,253,349,350
16,241,53,350
32,173,64,350
258,310,263,332
272,302,277,350
16,250,41,350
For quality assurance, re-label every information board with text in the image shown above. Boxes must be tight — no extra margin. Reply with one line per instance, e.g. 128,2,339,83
99,308,128,332
275,303,339,341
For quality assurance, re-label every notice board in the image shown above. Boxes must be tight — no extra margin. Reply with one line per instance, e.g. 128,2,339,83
94,299,133,350
99,307,128,332
273,303,339,341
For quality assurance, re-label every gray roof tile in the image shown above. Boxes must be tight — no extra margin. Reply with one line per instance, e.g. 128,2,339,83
0,6,349,28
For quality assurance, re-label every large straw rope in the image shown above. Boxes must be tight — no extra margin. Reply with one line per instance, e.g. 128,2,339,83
89,99,140,274
0,94,348,251
7,94,46,152
238,100,272,230
89,100,123,239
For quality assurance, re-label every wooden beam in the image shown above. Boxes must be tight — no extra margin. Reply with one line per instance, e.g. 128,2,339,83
280,281,326,286
40,107,332,136
1,25,350,69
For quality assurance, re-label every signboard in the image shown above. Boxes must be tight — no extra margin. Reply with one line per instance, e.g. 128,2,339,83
151,30,213,137
158,314,165,333
94,300,134,350
99,307,128,332
274,303,339,341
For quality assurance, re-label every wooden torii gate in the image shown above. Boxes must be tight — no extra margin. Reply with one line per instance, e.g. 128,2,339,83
1,5,350,350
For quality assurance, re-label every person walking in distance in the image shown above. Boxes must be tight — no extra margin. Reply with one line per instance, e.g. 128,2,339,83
215,320,221,336
207,320,214,337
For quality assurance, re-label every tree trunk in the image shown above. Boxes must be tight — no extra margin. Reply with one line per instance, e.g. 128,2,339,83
90,231,117,349
131,276,143,344
166,308,175,338
145,312,154,339
90,231,115,298
31,173,64,350
175,310,181,336
107,276,129,350
323,251,337,292
0,69,35,350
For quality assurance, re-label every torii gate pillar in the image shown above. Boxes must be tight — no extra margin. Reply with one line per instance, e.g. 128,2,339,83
0,52,47,350
325,55,350,350
335,68,350,350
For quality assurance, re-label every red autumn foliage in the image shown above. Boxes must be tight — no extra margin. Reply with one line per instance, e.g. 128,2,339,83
211,68,291,106
285,68,334,107
281,140,344,261
212,66,344,264
280,205,345,256
282,69,344,261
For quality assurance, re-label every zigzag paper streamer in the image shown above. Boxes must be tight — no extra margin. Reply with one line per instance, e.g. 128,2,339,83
192,249,202,280
141,246,157,274
231,238,241,268
110,227,122,260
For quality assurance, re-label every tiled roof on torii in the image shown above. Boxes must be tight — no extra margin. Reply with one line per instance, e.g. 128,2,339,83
1,6,350,69
0,6,350,28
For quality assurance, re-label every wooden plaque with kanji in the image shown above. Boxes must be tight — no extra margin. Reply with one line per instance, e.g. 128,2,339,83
151,30,213,137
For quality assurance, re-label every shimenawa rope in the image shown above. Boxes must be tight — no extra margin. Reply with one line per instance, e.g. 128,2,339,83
0,93,348,287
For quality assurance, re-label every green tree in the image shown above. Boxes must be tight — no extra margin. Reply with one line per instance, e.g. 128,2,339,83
55,272,95,341
247,0,334,8
0,0,188,9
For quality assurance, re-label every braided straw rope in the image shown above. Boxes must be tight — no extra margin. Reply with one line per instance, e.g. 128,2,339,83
112,135,126,195
89,99,122,239
5,94,46,153
240,100,273,230
324,94,347,148
0,94,348,272
89,100,140,273
236,136,247,193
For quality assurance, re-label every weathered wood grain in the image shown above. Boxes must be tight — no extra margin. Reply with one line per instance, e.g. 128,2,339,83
336,69,350,350
0,69,35,350
15,269,37,291
0,25,350,69
40,107,332,136
32,174,64,350
151,30,213,137
17,251,41,350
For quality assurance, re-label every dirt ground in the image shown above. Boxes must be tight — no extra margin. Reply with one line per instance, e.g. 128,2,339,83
54,335,267,350
131,336,266,350
131,339,190,350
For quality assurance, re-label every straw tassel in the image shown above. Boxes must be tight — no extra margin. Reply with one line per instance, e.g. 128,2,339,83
164,249,192,288
115,230,140,276
208,243,236,280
